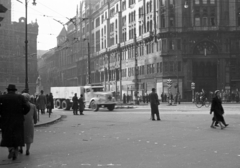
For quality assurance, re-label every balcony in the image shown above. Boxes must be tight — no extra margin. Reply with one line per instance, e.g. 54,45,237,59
125,39,134,46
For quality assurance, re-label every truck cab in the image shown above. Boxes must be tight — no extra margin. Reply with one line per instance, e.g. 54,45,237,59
83,84,116,111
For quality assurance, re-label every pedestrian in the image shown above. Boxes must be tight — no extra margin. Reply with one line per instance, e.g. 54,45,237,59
19,93,37,156
210,90,228,129
146,94,149,103
46,94,49,113
149,88,160,121
164,94,167,102
123,93,126,104
178,93,181,104
79,94,85,115
35,95,40,121
37,90,47,114
0,84,30,160
72,93,78,115
161,93,164,102
47,93,54,118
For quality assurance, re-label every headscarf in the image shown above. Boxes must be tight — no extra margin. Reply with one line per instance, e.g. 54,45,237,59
22,93,30,102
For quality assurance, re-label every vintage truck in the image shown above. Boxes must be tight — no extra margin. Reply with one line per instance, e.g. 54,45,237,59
50,84,116,111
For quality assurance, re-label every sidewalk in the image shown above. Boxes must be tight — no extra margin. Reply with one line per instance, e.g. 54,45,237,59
35,112,62,127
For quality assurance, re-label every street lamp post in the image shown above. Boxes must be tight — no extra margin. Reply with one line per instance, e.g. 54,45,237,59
134,33,139,105
23,0,36,93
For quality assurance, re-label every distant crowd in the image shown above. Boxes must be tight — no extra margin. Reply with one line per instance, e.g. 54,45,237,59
122,92,181,104
195,89,240,103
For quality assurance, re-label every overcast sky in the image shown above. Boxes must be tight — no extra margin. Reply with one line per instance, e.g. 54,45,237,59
12,0,80,51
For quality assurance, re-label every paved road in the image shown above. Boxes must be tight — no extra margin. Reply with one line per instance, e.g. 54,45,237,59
0,104,240,168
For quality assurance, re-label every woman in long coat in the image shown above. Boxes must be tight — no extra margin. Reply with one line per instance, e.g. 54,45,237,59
210,90,226,129
19,93,37,155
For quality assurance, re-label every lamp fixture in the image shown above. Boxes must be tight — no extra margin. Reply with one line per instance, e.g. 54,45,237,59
32,0,37,6
184,1,188,9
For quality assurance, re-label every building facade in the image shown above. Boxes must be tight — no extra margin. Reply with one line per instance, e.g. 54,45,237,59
0,1,39,94
40,0,240,101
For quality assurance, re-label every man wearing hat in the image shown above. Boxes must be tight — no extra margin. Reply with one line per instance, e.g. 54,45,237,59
0,84,30,160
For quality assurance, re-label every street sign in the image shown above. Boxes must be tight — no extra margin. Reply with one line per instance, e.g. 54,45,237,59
191,82,195,90
167,79,172,88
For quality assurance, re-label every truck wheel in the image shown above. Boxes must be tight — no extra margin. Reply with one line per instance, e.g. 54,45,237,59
107,105,115,111
62,100,68,110
90,101,99,112
56,99,61,109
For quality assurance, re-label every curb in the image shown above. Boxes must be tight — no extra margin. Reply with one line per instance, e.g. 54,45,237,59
0,115,63,133
34,115,63,127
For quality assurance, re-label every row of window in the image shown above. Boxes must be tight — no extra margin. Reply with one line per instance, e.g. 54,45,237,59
102,38,181,60
120,61,181,78
94,0,217,30
195,0,216,5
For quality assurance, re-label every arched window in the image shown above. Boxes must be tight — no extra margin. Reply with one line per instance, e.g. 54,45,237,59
202,13,208,27
150,20,152,31
169,16,174,27
210,13,216,26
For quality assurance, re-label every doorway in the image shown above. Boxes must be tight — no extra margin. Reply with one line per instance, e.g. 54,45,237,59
192,59,217,95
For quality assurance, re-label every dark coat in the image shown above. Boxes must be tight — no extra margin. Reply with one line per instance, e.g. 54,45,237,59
47,95,54,109
72,96,78,109
210,97,224,122
0,93,30,147
78,97,84,112
37,94,47,110
149,92,159,114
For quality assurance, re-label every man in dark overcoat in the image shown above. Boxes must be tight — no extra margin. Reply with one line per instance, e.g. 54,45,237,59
149,88,160,121
37,90,47,114
72,93,78,115
78,94,85,115
47,93,54,117
0,84,30,160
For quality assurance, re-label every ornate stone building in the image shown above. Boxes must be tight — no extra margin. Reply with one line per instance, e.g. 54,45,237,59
0,1,38,94
41,0,240,101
